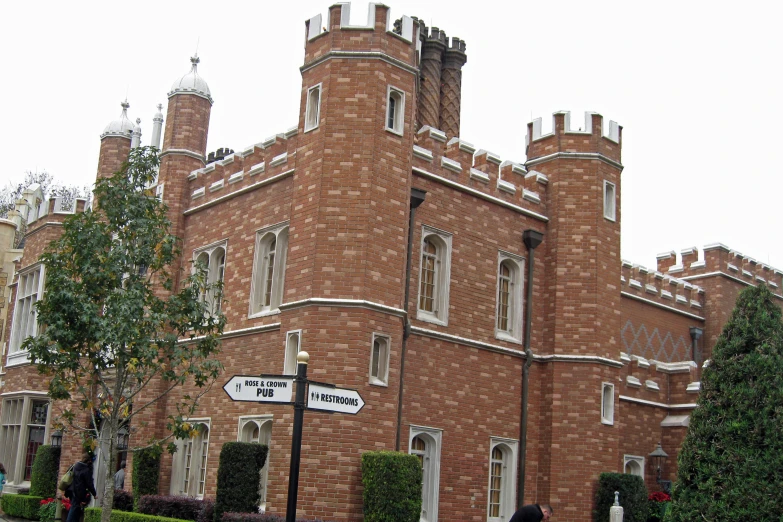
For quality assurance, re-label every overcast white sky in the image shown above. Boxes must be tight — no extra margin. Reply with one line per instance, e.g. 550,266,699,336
2,1,780,270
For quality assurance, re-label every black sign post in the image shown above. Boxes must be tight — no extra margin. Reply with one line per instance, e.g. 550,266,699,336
223,352,364,522
285,351,309,522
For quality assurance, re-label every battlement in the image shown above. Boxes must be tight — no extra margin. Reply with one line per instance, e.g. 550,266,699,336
621,259,705,314
411,125,547,219
304,3,418,68
525,111,622,164
656,243,783,293
185,126,299,208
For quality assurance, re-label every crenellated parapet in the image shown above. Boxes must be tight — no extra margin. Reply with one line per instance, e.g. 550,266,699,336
303,3,418,71
621,259,705,314
410,125,548,219
655,243,783,293
184,126,299,210
525,111,622,166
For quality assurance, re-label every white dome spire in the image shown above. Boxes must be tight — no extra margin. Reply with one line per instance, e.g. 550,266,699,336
100,100,135,140
168,55,213,104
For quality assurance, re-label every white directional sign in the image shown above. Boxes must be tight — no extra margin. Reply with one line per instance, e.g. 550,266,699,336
307,382,365,415
223,375,295,403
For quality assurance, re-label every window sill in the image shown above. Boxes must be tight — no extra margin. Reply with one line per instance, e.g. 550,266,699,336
6,350,32,368
369,377,389,387
416,311,448,327
248,308,281,320
494,331,522,344
304,124,319,134
601,419,614,426
385,127,404,137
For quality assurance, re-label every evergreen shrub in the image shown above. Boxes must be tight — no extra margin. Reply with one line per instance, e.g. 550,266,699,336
114,489,134,512
30,445,62,498
669,285,783,521
594,472,648,522
137,495,214,522
0,493,45,520
220,514,332,522
213,442,268,522
132,447,161,511
361,451,422,522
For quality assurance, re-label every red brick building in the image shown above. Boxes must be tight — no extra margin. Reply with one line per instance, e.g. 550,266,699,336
2,3,782,521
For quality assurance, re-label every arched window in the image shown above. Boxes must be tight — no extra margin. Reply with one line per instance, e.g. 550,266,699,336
487,438,518,521
171,420,211,499
239,417,273,512
410,427,442,522
284,331,301,375
386,86,405,134
251,224,289,316
417,227,452,325
305,84,321,132
624,455,644,478
194,243,226,315
369,334,390,386
495,253,524,342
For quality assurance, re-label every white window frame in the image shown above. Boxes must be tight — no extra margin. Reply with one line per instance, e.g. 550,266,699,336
193,241,227,315
0,393,51,487
7,264,45,367
487,437,519,522
495,252,525,343
624,455,645,478
369,333,390,386
601,382,615,425
170,419,211,499
249,223,289,318
409,425,442,522
386,86,405,135
304,84,322,132
238,415,273,512
603,180,616,222
284,330,302,376
416,226,452,326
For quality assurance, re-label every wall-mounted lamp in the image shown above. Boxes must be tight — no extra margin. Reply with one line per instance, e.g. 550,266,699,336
117,426,129,451
51,430,63,447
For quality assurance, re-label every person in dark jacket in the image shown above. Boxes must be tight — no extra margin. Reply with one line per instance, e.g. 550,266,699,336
66,452,97,522
509,503,554,522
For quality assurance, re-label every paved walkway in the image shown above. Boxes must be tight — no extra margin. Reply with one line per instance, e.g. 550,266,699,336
0,514,29,522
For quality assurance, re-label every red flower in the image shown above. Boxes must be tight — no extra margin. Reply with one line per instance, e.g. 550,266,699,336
40,498,56,506
649,491,671,502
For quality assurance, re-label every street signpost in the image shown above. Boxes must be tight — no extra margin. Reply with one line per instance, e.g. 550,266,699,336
307,382,365,414
222,353,365,522
222,375,295,404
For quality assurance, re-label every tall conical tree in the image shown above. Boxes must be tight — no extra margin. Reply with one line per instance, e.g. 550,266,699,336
669,284,783,521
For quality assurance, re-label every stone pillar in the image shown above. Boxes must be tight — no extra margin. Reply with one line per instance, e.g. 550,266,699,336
439,37,467,138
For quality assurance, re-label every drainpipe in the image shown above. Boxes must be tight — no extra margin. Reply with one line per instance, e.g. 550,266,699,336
518,229,544,508
395,188,427,451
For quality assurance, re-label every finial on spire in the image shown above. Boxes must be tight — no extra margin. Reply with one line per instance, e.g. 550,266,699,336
157,103,163,111
121,99,130,111
136,118,141,125
190,55,200,66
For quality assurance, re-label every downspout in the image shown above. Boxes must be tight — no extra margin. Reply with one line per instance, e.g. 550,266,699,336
395,188,427,451
518,229,544,508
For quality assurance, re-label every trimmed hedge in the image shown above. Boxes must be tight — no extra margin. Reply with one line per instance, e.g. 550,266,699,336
137,495,214,522
214,442,268,522
221,514,333,522
361,451,422,522
30,445,61,498
594,472,648,522
85,508,191,522
0,493,45,520
132,447,162,511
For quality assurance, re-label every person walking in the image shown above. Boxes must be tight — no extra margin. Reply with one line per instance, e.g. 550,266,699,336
113,462,125,490
66,452,97,522
0,462,7,495
509,503,554,522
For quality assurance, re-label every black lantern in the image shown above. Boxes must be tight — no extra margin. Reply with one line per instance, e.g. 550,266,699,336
117,426,129,450
51,429,63,447
649,442,671,493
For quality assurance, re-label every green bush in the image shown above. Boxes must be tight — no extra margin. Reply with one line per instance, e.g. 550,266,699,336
132,446,162,511
214,442,268,522
85,508,191,522
669,285,783,521
38,499,58,522
594,472,648,522
30,445,62,498
1,493,45,520
362,451,422,522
